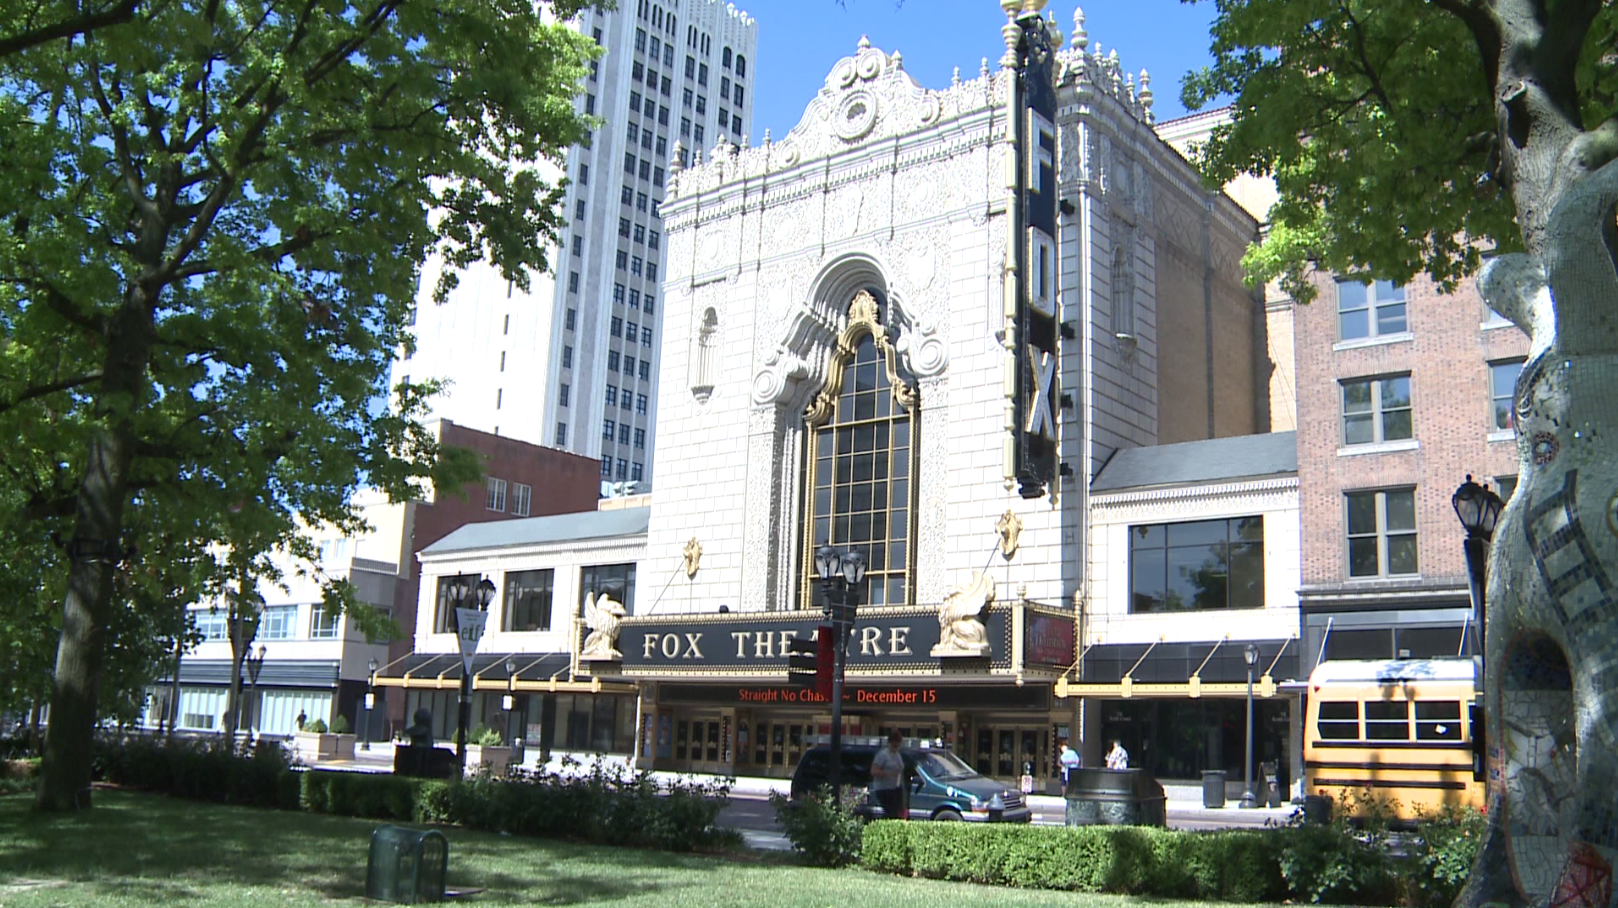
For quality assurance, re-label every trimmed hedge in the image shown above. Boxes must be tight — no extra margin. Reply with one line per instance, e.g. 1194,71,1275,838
862,822,1285,901
89,736,732,853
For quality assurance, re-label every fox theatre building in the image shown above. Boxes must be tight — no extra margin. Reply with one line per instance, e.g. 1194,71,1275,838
595,601,1078,784
580,28,1267,788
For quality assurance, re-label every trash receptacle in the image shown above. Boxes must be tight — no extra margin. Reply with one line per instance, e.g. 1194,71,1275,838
1303,794,1333,825
1262,761,1281,808
1201,770,1227,808
366,825,448,904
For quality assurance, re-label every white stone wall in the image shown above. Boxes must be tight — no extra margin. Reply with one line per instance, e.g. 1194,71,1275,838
415,533,648,657
1086,478,1302,647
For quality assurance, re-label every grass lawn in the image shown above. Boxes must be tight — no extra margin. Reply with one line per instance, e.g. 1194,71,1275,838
0,790,1254,908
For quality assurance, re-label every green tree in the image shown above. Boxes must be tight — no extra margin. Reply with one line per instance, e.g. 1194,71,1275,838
1183,3,1618,905
0,0,595,810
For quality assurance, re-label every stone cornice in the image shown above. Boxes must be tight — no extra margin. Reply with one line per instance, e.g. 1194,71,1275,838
1090,476,1299,511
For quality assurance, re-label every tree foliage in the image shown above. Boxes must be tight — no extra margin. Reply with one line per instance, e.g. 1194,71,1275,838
0,0,597,808
1181,0,1618,301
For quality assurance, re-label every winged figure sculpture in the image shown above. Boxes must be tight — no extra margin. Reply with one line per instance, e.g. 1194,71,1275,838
933,572,994,657
580,591,626,660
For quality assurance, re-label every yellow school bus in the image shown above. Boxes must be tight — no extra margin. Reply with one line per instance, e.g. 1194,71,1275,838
1303,658,1484,817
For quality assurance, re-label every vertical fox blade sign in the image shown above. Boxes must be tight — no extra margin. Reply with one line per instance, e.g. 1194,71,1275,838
1010,12,1061,500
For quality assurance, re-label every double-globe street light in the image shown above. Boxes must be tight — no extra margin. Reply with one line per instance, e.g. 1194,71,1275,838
243,644,268,741
814,544,867,803
1452,475,1505,657
1453,475,1505,783
446,576,497,773
1239,643,1260,809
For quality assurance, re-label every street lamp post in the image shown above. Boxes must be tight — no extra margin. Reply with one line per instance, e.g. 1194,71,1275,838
362,657,378,751
449,576,497,774
504,659,521,765
814,544,866,804
1239,643,1260,808
1453,475,1505,659
244,644,267,742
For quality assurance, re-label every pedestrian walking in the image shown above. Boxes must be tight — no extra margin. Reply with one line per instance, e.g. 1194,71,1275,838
870,731,907,820
1105,739,1129,770
1058,737,1082,794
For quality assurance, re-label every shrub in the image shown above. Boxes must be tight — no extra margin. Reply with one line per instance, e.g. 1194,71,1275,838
301,770,433,821
770,788,863,866
93,734,299,810
303,718,329,734
1404,803,1487,908
471,725,501,747
328,714,350,735
861,821,1287,902
1275,789,1400,905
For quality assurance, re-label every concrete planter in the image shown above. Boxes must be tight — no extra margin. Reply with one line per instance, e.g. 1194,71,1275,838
466,744,511,776
295,732,357,762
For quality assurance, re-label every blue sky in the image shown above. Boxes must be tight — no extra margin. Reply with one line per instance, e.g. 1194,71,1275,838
735,0,1224,142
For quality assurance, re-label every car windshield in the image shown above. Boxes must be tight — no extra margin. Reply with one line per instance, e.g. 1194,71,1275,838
916,750,977,781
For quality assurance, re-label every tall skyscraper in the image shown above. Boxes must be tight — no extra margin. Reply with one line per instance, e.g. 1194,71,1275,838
399,0,758,491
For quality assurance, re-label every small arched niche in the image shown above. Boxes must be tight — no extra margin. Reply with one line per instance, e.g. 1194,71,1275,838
690,307,719,403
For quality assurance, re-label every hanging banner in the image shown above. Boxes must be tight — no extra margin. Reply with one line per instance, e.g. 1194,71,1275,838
455,607,488,674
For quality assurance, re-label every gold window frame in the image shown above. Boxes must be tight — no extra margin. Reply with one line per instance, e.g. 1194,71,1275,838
799,290,921,610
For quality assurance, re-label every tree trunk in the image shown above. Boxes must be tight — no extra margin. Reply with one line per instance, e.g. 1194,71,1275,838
32,298,154,811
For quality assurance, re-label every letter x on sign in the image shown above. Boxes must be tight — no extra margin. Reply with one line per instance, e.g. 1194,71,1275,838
1026,347,1056,440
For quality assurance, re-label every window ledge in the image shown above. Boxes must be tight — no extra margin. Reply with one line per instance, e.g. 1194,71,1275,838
1344,574,1423,585
1334,332,1414,352
1487,430,1516,444
1337,439,1419,457
1481,318,1520,333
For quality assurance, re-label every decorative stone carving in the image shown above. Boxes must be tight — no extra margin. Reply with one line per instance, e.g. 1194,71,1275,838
752,345,810,406
895,319,948,378
579,592,625,661
996,509,1023,559
932,572,994,658
683,538,702,579
804,290,919,423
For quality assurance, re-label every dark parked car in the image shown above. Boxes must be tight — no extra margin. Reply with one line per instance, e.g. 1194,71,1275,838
789,739,1032,822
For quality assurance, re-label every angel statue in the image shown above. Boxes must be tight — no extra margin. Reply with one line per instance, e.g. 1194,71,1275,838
580,591,626,661
931,572,994,658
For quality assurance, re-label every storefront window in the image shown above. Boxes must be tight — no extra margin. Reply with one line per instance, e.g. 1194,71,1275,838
802,290,919,608
1129,517,1265,613
503,569,554,632
580,564,636,615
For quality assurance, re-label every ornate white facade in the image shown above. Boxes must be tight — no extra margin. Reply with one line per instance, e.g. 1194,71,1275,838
648,20,1264,620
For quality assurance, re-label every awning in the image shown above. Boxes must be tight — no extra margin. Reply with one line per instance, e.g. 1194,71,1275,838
374,652,636,695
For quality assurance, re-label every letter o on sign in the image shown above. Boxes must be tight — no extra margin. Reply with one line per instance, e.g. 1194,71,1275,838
662,634,680,658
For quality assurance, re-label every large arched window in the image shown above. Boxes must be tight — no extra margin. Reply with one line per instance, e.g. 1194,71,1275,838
802,291,918,609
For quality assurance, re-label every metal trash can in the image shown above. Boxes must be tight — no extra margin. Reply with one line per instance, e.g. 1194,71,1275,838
1201,770,1227,808
366,825,448,904
1303,794,1333,825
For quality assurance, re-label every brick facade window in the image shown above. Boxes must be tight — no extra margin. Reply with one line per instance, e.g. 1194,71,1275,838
1490,360,1524,432
1341,375,1412,444
1337,279,1407,340
1346,489,1418,578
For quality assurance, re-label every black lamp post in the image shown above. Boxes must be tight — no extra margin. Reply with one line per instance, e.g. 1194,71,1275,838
1239,643,1260,808
814,544,866,804
449,575,497,774
362,657,378,751
244,644,267,741
1453,475,1505,658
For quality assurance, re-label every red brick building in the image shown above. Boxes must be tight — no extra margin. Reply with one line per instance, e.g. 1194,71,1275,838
374,420,600,727
1289,274,1528,671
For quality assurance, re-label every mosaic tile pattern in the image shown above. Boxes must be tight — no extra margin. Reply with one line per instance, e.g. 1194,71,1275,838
1462,158,1618,908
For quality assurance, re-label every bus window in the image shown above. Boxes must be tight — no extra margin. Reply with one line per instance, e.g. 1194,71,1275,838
1415,701,1462,740
1317,701,1360,740
1365,701,1411,740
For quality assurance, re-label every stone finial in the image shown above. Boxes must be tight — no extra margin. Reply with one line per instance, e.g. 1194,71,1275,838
981,56,991,79
892,49,904,70
1127,71,1136,107
1139,70,1154,122
1109,49,1122,94
669,139,685,174
858,34,871,50
741,133,750,148
1072,6,1088,50
1000,0,1020,14
762,128,772,145
952,66,961,87
1001,21,1021,68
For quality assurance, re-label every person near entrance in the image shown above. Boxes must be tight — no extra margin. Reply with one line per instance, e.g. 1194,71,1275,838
870,731,907,819
1058,738,1082,795
1105,740,1129,770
